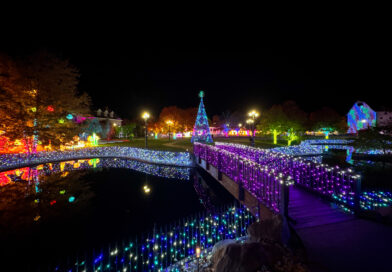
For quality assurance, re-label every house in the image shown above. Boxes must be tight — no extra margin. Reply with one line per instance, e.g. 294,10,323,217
96,108,123,127
347,101,392,133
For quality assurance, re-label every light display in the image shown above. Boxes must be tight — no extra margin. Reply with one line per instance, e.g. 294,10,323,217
286,129,298,146
54,204,254,272
347,101,377,134
66,114,74,120
273,129,278,145
191,91,213,144
0,146,192,172
271,141,324,156
195,143,293,213
319,127,335,139
87,133,99,146
211,142,360,210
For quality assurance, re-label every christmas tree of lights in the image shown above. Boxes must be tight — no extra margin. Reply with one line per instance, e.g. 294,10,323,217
191,91,213,143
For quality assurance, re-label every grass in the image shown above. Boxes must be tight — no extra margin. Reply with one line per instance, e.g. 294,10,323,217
99,137,285,152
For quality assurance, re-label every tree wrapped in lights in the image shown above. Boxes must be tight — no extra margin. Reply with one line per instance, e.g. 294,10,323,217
191,91,213,143
0,52,91,153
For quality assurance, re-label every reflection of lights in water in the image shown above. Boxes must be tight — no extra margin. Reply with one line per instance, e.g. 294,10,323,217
143,185,151,194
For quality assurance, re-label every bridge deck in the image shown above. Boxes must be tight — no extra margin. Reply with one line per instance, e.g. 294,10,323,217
289,186,392,272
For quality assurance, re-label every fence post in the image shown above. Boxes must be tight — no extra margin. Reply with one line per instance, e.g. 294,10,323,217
279,180,289,218
218,151,222,181
206,146,210,170
280,179,290,244
353,176,362,215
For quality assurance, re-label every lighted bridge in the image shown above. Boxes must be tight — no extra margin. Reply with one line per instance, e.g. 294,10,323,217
194,142,392,272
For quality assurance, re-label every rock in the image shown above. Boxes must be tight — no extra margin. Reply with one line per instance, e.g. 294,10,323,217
261,241,288,265
212,239,236,255
214,242,268,272
211,239,236,265
377,206,392,217
247,214,283,243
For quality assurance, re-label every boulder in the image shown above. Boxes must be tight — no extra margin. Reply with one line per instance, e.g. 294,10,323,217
247,215,283,243
214,242,268,272
211,239,236,266
377,206,392,217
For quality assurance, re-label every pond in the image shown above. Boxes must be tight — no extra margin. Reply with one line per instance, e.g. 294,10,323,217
0,158,236,271
302,149,392,212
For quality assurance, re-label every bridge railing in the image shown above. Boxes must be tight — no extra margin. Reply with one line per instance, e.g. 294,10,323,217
194,143,293,214
214,142,361,211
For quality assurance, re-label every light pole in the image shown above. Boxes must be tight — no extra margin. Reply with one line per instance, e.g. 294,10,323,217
142,112,150,148
246,119,254,145
166,120,173,141
247,110,259,147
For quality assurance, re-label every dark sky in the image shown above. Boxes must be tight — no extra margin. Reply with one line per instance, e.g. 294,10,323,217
1,36,390,120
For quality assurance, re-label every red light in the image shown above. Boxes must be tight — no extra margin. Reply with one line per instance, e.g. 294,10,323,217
47,106,54,112
50,200,57,205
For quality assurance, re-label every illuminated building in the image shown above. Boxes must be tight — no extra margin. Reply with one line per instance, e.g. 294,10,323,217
347,101,377,133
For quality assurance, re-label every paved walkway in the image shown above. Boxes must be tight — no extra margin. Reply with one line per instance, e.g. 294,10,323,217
289,186,392,272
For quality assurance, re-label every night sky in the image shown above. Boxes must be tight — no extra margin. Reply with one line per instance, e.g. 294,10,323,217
1,36,390,120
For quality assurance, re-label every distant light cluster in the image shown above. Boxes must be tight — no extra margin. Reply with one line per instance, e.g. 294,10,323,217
271,139,392,156
0,146,193,171
271,141,324,156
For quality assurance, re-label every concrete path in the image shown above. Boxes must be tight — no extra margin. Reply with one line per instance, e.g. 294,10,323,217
289,186,392,272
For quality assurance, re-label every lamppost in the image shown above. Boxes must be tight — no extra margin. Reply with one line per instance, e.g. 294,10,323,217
248,110,259,147
166,120,173,141
142,112,150,148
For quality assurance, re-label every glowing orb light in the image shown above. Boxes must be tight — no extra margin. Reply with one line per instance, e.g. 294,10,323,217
66,114,73,120
143,185,151,194
68,196,76,203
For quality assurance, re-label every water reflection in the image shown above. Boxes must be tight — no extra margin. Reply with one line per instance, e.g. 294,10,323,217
0,168,94,233
0,158,235,270
0,158,191,187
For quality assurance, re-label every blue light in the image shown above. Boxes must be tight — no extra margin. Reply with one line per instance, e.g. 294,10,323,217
68,196,75,202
